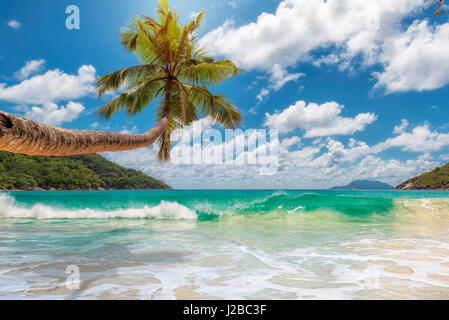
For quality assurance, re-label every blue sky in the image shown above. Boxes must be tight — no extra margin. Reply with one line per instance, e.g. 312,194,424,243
1,0,449,189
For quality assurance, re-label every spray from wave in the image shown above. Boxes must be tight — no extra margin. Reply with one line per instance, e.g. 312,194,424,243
0,194,197,220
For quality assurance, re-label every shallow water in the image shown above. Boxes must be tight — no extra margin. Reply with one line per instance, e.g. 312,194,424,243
1,190,449,299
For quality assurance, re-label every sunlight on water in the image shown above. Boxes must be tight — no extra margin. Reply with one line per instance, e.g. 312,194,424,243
1,190,449,299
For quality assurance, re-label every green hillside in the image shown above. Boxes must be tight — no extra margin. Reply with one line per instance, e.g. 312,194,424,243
395,163,449,190
0,152,170,191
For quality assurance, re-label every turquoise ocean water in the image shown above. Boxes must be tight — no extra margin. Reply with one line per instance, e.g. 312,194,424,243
1,190,449,299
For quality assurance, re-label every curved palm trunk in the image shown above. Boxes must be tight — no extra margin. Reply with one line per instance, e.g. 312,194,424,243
0,111,168,156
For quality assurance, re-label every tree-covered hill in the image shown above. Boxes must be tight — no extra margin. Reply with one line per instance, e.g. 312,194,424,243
395,163,449,190
0,152,170,191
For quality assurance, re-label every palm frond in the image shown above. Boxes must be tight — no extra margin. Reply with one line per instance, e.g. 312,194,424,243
98,78,164,118
186,85,242,129
96,64,161,97
120,17,144,52
156,129,172,161
174,81,198,125
179,59,242,86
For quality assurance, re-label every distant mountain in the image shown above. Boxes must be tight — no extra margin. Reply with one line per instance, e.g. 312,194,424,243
330,180,393,190
0,152,170,191
395,163,449,190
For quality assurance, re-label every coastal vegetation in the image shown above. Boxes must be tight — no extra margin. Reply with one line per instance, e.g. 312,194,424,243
0,151,170,190
395,163,449,190
0,0,242,159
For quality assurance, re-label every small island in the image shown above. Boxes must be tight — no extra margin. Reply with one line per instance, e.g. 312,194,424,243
330,180,393,190
395,163,449,190
0,151,170,191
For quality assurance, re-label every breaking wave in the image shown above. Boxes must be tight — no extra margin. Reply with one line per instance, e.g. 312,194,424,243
0,194,197,220
1,191,449,221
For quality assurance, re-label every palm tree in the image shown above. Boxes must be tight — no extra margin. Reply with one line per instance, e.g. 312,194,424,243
0,0,242,158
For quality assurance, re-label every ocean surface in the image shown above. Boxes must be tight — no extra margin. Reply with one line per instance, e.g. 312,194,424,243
1,189,449,299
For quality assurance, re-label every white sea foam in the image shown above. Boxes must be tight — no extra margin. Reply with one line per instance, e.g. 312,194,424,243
0,194,197,220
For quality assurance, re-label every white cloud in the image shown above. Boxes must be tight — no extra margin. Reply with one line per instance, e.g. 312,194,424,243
248,106,258,115
24,101,85,126
121,126,139,134
256,88,269,102
311,138,373,167
14,59,45,80
104,117,447,189
7,20,21,29
104,129,437,189
419,153,433,160
0,65,96,105
264,100,377,137
269,64,305,91
393,119,409,134
255,65,306,100
350,156,437,184
201,0,420,68
201,0,449,94
90,122,99,129
374,21,449,93
280,136,301,150
375,123,449,153
313,54,341,67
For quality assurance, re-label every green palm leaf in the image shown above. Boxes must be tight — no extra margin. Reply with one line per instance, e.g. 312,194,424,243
96,64,160,97
179,60,242,86
186,84,242,129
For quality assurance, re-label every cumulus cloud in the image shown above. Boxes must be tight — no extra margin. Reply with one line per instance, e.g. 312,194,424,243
374,21,449,93
104,129,437,189
311,138,372,167
264,100,377,137
201,0,449,94
104,117,447,189
24,101,85,126
374,123,449,153
7,20,21,29
200,0,419,67
0,65,96,105
350,156,437,184
14,59,45,80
